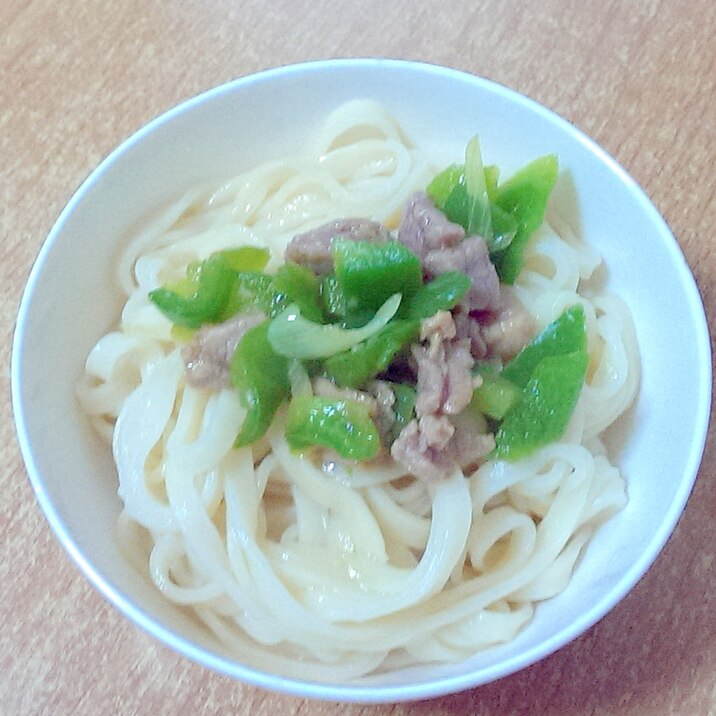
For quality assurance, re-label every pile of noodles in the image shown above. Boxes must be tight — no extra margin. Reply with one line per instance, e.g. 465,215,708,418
77,100,639,681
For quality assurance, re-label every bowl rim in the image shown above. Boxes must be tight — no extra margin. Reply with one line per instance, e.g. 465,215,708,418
11,57,713,703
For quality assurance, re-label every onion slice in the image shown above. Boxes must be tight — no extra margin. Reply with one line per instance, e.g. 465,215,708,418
267,293,402,359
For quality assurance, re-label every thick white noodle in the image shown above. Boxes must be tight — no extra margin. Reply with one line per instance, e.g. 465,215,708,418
78,102,639,680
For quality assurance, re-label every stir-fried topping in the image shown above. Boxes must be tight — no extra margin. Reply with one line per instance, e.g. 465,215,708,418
150,137,582,479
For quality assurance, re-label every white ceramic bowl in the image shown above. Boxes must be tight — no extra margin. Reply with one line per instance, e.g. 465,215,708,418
12,59,712,702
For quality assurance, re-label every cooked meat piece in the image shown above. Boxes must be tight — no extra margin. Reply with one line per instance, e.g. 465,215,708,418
453,310,489,360
366,380,397,446
390,412,494,482
417,414,455,449
480,287,535,360
391,308,496,481
423,236,501,313
453,288,535,361
285,217,390,274
420,309,457,343
390,416,456,482
182,310,266,390
412,334,474,417
397,192,465,257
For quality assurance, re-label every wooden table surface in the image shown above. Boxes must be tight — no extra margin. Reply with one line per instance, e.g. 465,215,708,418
2,1,715,714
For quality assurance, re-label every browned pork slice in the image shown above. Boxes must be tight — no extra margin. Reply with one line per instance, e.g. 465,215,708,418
397,192,465,257
412,340,475,417
366,379,397,446
479,286,535,360
453,286,535,361
390,415,456,482
413,311,475,417
452,423,496,469
397,193,500,314
391,311,490,481
424,236,500,313
285,218,390,274
453,310,489,360
390,413,494,482
182,310,266,389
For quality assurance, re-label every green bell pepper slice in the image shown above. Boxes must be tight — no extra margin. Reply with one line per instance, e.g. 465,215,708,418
230,320,290,447
502,304,586,388
428,159,517,256
407,271,472,319
494,350,588,460
323,319,419,388
493,304,589,460
390,383,416,441
427,163,464,207
472,364,520,420
273,262,323,323
491,154,559,284
149,253,236,328
217,246,270,272
320,273,348,321
220,270,283,320
333,239,423,312
285,395,380,460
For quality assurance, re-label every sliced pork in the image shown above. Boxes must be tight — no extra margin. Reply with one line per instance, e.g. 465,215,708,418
452,287,535,361
182,310,265,390
390,415,457,482
423,236,501,313
397,191,465,257
391,310,494,481
391,412,494,482
413,311,474,416
479,286,535,360
285,218,390,274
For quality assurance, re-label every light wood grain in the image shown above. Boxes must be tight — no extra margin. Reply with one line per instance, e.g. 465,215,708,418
2,1,714,714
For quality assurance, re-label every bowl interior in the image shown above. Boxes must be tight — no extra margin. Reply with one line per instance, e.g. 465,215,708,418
12,59,712,702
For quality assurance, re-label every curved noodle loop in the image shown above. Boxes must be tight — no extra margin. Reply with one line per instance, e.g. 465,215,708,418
77,103,639,680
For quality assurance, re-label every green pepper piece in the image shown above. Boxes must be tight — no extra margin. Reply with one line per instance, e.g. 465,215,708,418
230,320,290,447
320,273,349,321
285,395,380,460
426,163,464,207
333,239,422,312
494,350,588,460
440,179,515,255
273,262,323,323
484,164,500,200
220,270,285,320
320,273,371,327
491,154,559,284
323,319,419,388
217,246,270,272
149,253,236,328
472,364,520,420
390,383,416,440
442,181,470,228
407,271,472,319
503,305,586,388
489,202,518,254
432,137,494,244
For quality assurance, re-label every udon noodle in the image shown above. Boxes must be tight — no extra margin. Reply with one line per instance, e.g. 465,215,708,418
78,100,639,680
